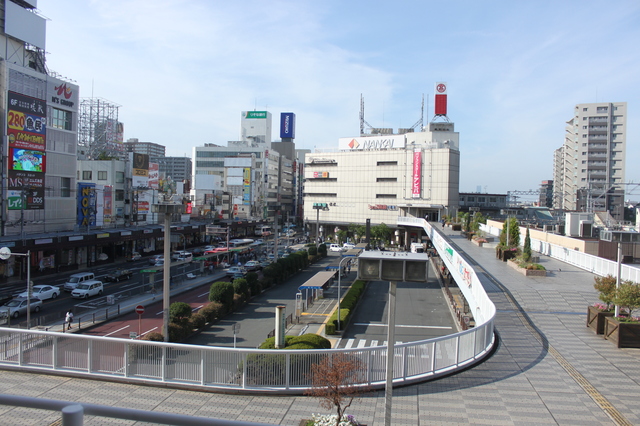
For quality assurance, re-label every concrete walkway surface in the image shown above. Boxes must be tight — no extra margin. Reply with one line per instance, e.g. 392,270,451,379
1,227,640,425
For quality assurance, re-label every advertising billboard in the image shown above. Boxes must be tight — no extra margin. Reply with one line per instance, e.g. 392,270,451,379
148,162,159,189
435,82,447,116
103,186,113,225
245,111,268,119
412,150,422,198
280,112,296,139
77,183,97,227
131,152,149,187
7,90,46,209
243,168,251,205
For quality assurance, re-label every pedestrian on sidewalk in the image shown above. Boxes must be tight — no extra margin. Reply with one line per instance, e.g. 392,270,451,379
65,310,74,330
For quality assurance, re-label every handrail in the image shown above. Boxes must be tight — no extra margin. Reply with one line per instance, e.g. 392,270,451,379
0,218,496,394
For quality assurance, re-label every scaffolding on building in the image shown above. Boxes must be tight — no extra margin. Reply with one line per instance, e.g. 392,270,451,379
77,98,124,159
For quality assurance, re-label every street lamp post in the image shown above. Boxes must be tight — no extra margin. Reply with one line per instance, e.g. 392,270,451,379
0,247,31,328
312,203,328,245
151,203,185,342
600,230,640,317
357,251,430,426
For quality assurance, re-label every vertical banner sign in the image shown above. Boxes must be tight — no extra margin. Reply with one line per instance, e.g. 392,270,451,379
280,112,296,139
243,168,251,205
412,150,422,198
103,186,113,225
77,183,96,227
7,91,47,210
434,82,447,116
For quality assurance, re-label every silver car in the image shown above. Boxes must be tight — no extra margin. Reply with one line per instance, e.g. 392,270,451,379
0,297,42,319
18,285,60,301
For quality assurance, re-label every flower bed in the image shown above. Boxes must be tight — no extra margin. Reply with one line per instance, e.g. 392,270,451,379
604,316,640,348
507,259,546,277
587,304,614,334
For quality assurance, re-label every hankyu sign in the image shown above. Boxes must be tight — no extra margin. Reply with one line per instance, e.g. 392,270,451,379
339,134,405,150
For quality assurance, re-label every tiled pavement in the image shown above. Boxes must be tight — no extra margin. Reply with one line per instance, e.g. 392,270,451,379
1,227,640,425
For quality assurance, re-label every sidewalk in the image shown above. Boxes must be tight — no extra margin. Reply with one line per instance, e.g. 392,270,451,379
2,229,640,425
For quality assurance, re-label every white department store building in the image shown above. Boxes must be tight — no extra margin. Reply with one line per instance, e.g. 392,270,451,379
303,121,460,239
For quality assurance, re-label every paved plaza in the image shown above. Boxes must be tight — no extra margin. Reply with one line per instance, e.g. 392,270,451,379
1,227,639,425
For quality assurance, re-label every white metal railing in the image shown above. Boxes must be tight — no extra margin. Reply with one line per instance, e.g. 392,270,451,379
479,223,640,283
0,219,495,393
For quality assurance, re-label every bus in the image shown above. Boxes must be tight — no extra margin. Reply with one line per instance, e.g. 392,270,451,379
254,226,272,237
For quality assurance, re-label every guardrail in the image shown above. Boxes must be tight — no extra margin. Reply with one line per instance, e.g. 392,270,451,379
479,223,640,282
0,218,496,393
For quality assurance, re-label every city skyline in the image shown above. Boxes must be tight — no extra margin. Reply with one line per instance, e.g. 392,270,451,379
40,0,640,197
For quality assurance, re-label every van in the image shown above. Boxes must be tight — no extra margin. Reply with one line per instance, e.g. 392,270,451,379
71,280,104,299
171,251,193,263
329,244,343,252
64,272,96,292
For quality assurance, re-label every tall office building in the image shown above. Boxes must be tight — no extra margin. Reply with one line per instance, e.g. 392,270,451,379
555,102,627,221
124,139,165,157
241,111,272,145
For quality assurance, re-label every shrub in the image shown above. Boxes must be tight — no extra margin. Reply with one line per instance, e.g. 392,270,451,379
190,312,207,329
168,322,191,342
142,332,164,341
308,245,318,256
169,302,192,324
199,302,225,322
245,272,260,296
232,277,250,300
288,333,331,349
613,280,640,318
209,281,234,307
318,244,327,257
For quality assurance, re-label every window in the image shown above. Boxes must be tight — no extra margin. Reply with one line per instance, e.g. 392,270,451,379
478,197,485,202
489,197,496,203
51,108,72,130
61,177,71,197
468,197,475,202
82,171,92,180
583,107,588,111
376,194,396,198
98,171,107,180
115,190,124,201
376,177,397,182
376,161,397,166
116,171,124,183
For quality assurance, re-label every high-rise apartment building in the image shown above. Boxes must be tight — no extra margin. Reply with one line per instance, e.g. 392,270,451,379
124,139,165,157
554,102,627,221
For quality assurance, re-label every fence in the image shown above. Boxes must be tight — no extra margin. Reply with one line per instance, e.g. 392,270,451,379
479,223,640,283
0,219,496,393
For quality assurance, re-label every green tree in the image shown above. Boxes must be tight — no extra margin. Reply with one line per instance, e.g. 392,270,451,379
336,229,347,244
169,302,192,324
594,275,617,310
471,212,486,233
523,227,532,262
371,223,392,246
507,217,520,248
348,223,366,243
613,280,640,317
209,281,234,307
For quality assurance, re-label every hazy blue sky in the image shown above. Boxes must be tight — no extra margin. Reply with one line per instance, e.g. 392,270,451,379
40,0,640,198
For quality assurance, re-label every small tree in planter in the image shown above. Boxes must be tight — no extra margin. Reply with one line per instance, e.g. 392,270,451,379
593,275,617,311
522,228,532,262
613,280,640,320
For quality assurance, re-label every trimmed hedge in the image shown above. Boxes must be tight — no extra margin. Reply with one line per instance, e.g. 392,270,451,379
325,280,366,335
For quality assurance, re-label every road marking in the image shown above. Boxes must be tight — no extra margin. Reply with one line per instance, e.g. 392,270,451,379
344,339,355,349
140,327,158,337
192,305,203,312
357,340,367,348
104,325,130,337
353,322,452,329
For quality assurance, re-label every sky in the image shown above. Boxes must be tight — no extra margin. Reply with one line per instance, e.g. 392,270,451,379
39,0,640,199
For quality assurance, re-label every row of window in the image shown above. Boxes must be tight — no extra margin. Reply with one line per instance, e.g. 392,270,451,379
196,151,262,158
307,161,400,167
304,193,397,199
80,170,125,182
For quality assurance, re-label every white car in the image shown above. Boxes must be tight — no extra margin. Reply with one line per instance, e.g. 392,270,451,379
329,244,344,252
343,243,356,250
71,280,104,299
18,285,60,301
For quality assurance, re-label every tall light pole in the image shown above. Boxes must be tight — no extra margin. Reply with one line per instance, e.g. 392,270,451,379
312,203,328,245
0,247,31,328
358,251,430,426
151,203,185,341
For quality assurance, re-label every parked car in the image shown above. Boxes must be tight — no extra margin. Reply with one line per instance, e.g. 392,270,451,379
343,242,356,250
105,269,133,282
329,244,344,252
244,260,261,271
226,266,247,277
126,252,142,262
149,255,163,265
0,297,42,319
18,285,60,301
71,280,104,299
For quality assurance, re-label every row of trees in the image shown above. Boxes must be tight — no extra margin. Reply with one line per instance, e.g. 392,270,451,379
332,223,393,247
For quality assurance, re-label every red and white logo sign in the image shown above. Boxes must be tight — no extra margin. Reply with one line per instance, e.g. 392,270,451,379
135,305,145,315
436,83,447,93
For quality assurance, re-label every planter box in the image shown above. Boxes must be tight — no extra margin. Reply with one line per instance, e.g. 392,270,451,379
472,239,484,247
586,306,614,334
507,259,547,277
604,316,640,348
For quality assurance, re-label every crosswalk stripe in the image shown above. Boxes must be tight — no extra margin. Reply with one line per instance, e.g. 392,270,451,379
357,340,367,348
344,338,355,349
